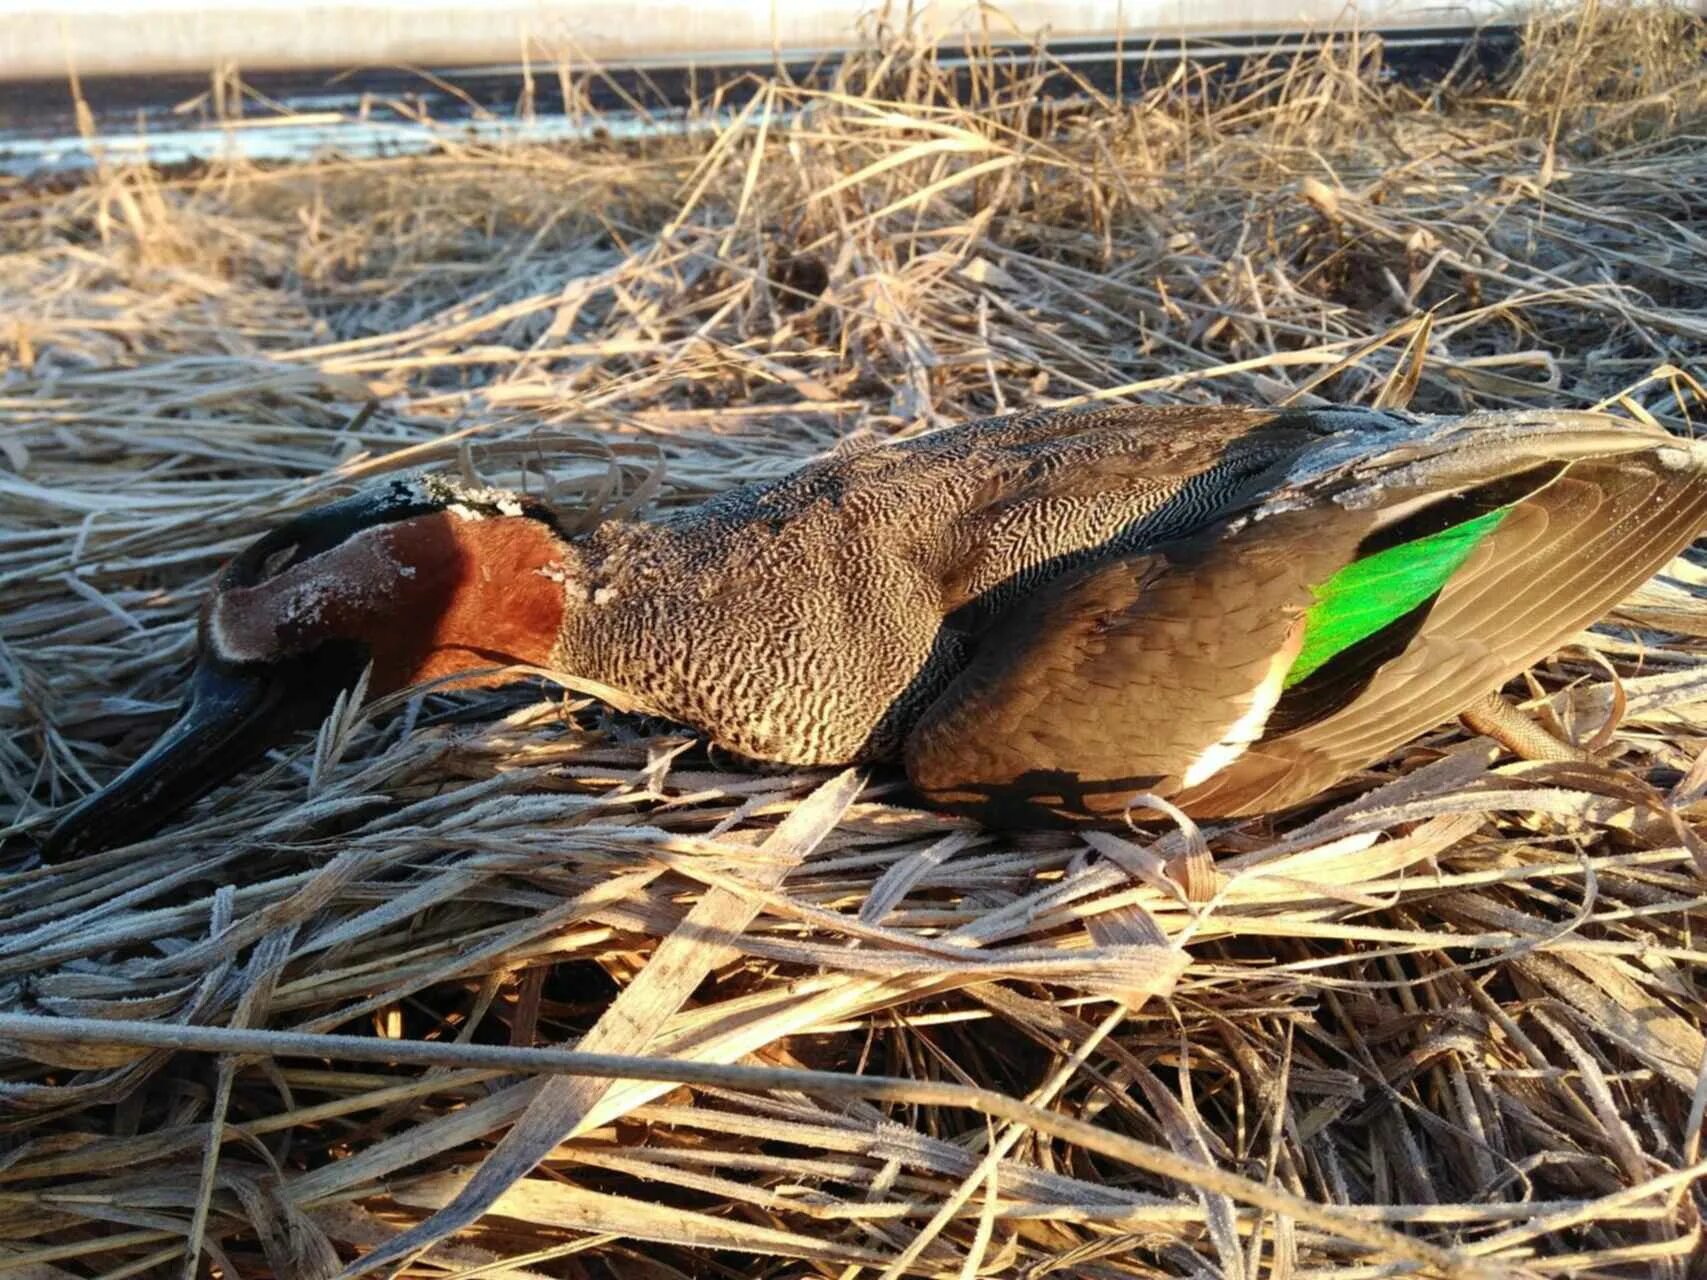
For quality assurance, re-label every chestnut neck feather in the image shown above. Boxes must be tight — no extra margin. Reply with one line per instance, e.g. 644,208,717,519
392,514,568,690
209,513,568,694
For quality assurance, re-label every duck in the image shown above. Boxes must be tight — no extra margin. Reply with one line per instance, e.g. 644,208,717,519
39,402,1707,860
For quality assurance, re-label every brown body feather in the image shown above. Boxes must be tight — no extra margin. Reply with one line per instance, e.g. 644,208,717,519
527,404,1707,822
550,404,1325,767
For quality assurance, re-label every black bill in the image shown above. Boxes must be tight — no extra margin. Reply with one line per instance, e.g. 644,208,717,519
40,650,358,863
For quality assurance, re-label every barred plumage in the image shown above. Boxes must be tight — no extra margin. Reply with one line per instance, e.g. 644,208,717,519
41,402,1707,859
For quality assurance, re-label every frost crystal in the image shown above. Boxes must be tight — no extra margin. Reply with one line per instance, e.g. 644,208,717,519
414,472,533,520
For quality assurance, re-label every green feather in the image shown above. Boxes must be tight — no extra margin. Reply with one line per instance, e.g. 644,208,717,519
1283,505,1512,689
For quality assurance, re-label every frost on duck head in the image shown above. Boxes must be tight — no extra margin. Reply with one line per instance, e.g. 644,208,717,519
413,474,531,521
208,520,434,665
204,483,569,695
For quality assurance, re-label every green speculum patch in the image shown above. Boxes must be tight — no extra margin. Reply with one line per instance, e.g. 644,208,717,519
1283,504,1513,690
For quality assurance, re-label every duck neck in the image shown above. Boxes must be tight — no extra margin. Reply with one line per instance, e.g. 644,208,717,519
542,518,683,709
393,510,671,703
378,511,580,690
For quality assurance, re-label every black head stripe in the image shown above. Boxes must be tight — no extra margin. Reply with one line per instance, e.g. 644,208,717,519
221,475,559,590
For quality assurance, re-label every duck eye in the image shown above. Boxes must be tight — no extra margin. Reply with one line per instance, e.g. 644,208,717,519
259,544,299,580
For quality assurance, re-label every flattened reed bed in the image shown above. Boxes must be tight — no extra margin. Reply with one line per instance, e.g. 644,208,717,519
4,6,1707,1277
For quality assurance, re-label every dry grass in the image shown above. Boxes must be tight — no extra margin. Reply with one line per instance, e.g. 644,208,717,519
4,4,1707,1277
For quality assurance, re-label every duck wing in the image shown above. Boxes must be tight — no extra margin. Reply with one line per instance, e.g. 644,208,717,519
929,404,1336,624
905,412,1707,823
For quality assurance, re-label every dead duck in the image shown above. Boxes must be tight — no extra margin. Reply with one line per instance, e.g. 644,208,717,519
40,403,1707,859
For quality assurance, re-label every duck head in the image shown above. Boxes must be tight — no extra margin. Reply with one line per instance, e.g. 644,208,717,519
41,477,570,861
